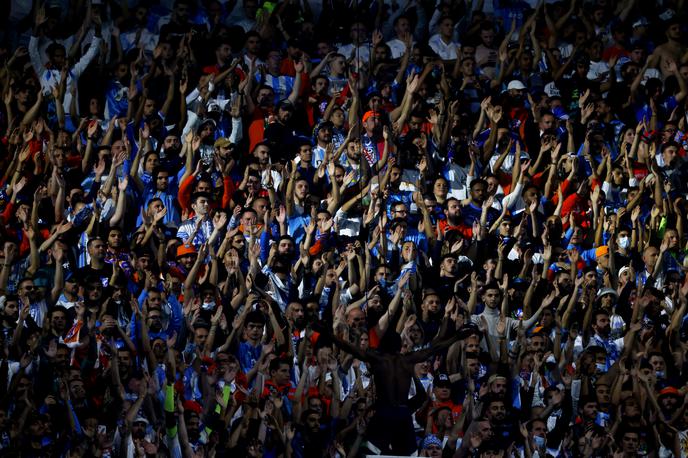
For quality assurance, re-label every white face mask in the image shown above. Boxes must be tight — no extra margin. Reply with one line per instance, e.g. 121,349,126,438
617,236,630,249
201,301,216,311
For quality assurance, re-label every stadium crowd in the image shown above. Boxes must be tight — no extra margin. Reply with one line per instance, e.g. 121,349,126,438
1,0,688,456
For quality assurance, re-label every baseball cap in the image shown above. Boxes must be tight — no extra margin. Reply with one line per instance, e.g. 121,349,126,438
278,99,295,111
214,137,232,148
632,17,649,28
595,246,609,259
507,80,526,91
176,244,197,259
421,435,443,450
434,373,452,388
362,110,379,123
596,287,618,299
659,386,680,398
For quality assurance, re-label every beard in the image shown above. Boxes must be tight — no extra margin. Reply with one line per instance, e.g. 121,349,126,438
163,145,181,158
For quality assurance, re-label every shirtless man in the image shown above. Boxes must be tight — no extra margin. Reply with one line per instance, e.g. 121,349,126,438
653,18,687,77
323,317,477,455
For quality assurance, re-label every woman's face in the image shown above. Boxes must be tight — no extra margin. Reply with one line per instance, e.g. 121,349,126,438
612,167,624,185
409,324,422,343
144,153,159,173
358,332,369,350
433,179,448,198
331,109,344,127
623,128,635,144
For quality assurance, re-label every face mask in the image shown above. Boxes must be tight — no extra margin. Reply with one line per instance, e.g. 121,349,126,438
655,370,665,379
201,301,216,311
595,362,608,373
617,236,630,249
533,435,546,449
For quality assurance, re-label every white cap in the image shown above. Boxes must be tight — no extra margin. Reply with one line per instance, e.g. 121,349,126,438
507,80,527,91
632,17,648,28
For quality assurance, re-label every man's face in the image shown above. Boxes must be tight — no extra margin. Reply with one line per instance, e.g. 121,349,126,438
148,200,164,219
582,401,598,419
299,145,312,163
492,379,507,395
305,412,320,432
422,294,441,315
254,145,269,164
364,115,380,133
347,309,365,328
480,29,495,47
649,355,666,372
287,303,305,327
318,126,332,144
667,23,681,41
539,114,554,131
440,18,454,37
246,35,261,54
594,314,611,336
252,199,269,218
178,253,196,270
143,98,156,117
156,172,169,191
295,180,309,199
257,88,274,107
440,257,457,276
350,22,367,43
529,336,545,354
470,183,487,203
192,197,209,217
278,239,294,254
194,328,209,347
89,239,106,261
596,384,611,404
346,140,362,161
375,267,391,283
246,321,263,341
531,420,547,439
643,246,659,268
51,311,67,332
395,17,410,35
70,379,86,400
622,433,640,453
445,200,461,220
85,282,103,301
19,280,37,301
271,363,290,384
487,401,506,422
51,47,66,68
482,288,500,309
108,230,123,248
217,44,231,60
663,146,678,165
313,77,328,95
240,211,257,228
465,335,480,353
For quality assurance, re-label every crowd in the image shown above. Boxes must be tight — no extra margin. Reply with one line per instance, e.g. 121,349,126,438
2,0,688,456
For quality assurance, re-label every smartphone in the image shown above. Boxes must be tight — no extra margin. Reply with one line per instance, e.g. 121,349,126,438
98,425,107,435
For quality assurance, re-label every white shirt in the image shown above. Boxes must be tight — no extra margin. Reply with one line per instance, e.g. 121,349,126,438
29,35,101,115
386,38,409,59
337,42,371,68
429,34,459,60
